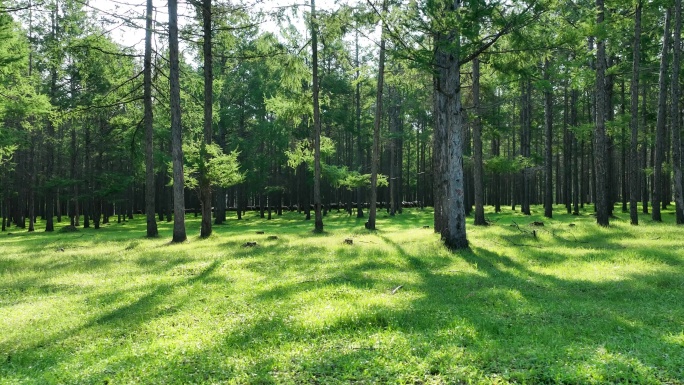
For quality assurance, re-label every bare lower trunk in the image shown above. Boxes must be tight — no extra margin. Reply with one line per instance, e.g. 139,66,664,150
311,0,324,233
671,0,684,223
144,0,158,237
472,57,485,225
652,7,671,222
367,0,387,231
169,0,186,242
594,0,610,226
629,2,641,225
544,58,553,219
199,0,213,238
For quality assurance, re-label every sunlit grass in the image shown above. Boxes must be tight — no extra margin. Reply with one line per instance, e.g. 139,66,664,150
1,205,683,384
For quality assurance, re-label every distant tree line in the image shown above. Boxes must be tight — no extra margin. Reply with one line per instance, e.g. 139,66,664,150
0,0,682,249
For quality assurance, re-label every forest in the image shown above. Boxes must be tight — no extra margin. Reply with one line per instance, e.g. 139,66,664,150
0,0,680,248
2,1,684,383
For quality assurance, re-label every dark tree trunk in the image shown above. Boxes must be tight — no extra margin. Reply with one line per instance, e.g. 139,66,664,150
472,57,486,225
630,4,641,225
199,0,213,238
311,0,324,233
544,58,553,219
652,7,671,222
367,0,387,231
144,0,158,237
671,0,684,223
594,0,610,226
169,0,187,242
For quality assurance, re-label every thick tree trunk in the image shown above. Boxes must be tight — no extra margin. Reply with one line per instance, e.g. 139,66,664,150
594,0,610,226
671,0,684,223
311,0,324,232
652,7,671,222
433,2,467,249
169,0,187,242
472,57,485,225
144,0,158,237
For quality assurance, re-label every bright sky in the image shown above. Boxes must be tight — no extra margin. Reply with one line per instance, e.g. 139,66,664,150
90,0,356,53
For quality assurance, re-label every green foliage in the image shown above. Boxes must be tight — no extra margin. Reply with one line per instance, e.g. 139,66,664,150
183,142,244,190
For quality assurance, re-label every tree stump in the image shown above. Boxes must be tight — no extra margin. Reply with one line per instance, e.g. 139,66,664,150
343,238,353,245
422,225,430,229
242,241,258,247
256,231,264,234
267,235,278,240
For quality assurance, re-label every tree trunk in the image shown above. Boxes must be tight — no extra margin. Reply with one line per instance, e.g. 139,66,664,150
671,0,684,223
169,0,187,242
544,58,553,218
144,0,158,237
594,0,610,226
472,57,486,225
367,0,387,231
311,0,324,233
199,0,214,238
433,0,468,249
629,1,641,225
652,7,671,222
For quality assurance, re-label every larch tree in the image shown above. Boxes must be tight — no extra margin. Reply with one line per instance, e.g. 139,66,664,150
169,0,187,242
144,0,158,237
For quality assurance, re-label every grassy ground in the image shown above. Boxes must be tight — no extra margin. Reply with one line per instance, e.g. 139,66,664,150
1,205,683,384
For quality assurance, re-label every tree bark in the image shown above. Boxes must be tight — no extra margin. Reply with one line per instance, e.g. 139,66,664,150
652,7,671,222
144,0,158,237
169,0,187,242
199,0,213,238
629,1,641,225
671,0,684,223
367,0,387,231
433,0,468,249
594,0,610,226
311,0,324,233
544,58,553,218
472,57,485,225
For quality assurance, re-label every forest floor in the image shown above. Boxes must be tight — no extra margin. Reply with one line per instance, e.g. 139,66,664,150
1,205,683,384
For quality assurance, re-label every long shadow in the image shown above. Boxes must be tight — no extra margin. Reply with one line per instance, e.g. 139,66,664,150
0,260,221,382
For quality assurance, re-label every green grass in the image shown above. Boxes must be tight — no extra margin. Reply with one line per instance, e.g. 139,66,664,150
1,205,683,384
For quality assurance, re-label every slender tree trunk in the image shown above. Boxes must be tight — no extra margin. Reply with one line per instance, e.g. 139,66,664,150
671,0,684,223
199,0,213,238
653,7,671,222
629,1,641,225
169,0,187,242
311,0,324,232
144,0,158,237
472,57,486,225
571,90,580,215
367,0,387,231
544,58,553,218
594,0,610,226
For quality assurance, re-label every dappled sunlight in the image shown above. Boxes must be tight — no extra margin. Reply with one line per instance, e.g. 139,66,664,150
2,209,684,383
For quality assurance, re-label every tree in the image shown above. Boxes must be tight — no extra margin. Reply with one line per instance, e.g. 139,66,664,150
594,0,610,227
169,0,187,242
472,56,486,225
629,1,641,226
670,0,683,224
652,7,671,223
144,0,157,237
366,0,387,231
